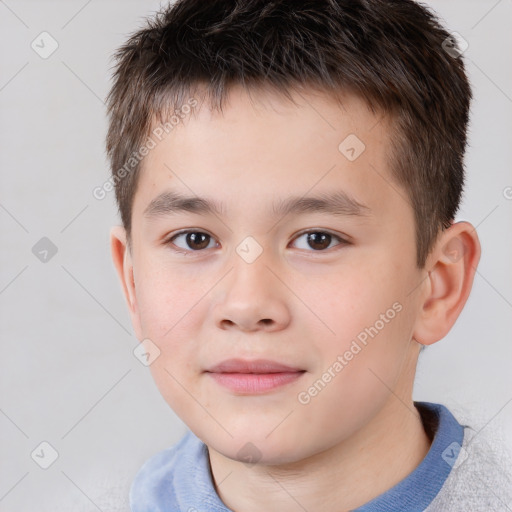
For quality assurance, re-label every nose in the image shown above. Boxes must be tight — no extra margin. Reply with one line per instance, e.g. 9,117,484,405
213,249,291,333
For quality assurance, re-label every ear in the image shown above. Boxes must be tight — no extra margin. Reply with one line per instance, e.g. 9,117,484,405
110,225,143,340
413,221,481,345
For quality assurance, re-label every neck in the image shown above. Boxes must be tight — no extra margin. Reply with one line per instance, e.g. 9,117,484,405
208,396,431,512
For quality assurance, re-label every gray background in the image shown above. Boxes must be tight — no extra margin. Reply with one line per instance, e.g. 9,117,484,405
1,1,511,510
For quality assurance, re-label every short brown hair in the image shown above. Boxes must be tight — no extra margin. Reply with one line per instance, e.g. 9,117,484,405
105,0,471,268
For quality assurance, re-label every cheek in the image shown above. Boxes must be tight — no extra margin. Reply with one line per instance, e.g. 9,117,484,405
138,270,207,420
135,259,206,339
134,264,209,403
302,263,406,344
293,303,413,451
302,263,414,391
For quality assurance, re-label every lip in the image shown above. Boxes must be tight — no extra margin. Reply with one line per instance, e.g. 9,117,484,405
205,358,306,394
206,358,303,374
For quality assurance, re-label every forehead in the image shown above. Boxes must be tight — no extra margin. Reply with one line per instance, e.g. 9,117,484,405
132,85,406,224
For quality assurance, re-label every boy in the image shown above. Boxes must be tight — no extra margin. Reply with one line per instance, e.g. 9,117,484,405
106,0,512,510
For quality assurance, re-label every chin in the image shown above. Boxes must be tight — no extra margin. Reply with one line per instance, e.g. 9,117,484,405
205,429,312,467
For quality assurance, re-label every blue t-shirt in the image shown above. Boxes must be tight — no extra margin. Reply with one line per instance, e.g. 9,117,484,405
129,402,465,511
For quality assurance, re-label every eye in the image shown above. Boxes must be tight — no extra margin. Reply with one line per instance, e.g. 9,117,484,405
167,230,218,253
290,230,348,251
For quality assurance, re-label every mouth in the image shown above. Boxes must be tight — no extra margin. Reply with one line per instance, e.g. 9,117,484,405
204,358,306,394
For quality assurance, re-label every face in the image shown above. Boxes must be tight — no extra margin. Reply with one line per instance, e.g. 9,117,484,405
115,86,427,465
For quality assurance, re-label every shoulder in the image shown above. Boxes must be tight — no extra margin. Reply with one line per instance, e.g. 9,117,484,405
129,430,204,512
426,423,512,511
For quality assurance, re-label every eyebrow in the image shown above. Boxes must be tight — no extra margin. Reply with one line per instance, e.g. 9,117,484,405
143,190,372,220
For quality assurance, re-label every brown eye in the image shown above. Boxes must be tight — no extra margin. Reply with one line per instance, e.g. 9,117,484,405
168,231,216,252
185,232,211,250
291,230,347,251
306,232,332,250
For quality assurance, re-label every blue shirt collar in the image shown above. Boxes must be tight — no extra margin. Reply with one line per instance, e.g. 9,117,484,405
130,401,464,511
353,401,464,511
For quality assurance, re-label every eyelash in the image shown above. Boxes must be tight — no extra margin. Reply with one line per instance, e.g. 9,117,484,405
164,229,349,255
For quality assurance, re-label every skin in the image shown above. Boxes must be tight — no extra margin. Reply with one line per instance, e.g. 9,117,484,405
111,85,480,511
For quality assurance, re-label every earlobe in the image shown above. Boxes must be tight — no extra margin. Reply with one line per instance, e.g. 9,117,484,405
413,221,481,346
